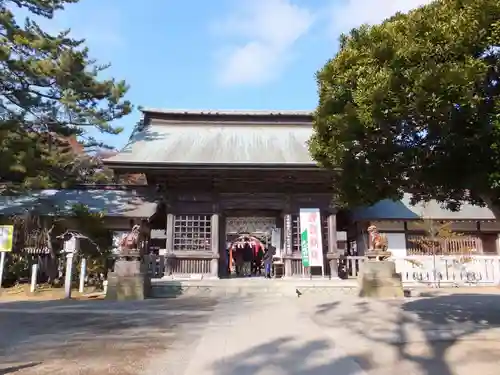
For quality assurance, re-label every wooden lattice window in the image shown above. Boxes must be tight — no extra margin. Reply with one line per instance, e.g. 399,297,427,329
406,234,483,255
173,215,211,251
291,214,329,254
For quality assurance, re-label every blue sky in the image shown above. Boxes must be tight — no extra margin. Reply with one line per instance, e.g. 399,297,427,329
14,0,433,149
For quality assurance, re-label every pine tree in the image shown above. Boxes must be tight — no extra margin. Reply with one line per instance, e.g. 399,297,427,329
0,0,132,193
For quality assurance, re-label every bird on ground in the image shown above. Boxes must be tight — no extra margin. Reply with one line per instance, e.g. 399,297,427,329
296,289,302,298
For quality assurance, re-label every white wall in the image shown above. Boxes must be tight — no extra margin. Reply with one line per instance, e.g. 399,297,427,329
385,233,407,257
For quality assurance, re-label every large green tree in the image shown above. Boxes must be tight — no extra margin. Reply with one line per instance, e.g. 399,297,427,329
0,0,132,193
311,0,500,216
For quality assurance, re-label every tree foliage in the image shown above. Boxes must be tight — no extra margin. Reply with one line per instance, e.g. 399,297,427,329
66,203,113,281
311,0,500,216
69,203,112,258
0,0,132,193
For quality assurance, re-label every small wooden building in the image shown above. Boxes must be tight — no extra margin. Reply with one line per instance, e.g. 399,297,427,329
0,188,157,254
351,194,500,257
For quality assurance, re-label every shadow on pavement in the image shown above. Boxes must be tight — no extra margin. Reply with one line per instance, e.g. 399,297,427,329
0,363,41,375
211,336,372,375
0,296,219,375
313,293,500,375
0,295,219,311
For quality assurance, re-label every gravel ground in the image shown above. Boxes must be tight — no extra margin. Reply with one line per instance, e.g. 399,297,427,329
0,298,219,375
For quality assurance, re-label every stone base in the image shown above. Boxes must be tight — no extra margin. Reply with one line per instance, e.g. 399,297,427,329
105,260,151,300
357,260,404,298
365,250,392,261
151,278,359,298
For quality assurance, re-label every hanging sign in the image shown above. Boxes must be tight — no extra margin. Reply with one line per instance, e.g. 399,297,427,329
0,225,14,252
284,215,292,254
299,209,324,267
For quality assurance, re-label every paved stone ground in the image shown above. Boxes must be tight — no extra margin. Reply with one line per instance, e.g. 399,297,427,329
0,297,220,375
2,292,500,374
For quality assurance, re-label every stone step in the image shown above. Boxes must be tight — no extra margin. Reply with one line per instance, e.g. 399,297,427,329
149,279,499,299
150,278,359,298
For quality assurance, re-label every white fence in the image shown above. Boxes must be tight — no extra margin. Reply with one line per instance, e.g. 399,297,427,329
394,255,500,286
343,255,500,286
147,254,500,286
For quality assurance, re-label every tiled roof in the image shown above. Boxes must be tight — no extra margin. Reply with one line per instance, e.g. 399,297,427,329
0,190,492,221
352,194,496,221
141,108,313,116
0,189,157,218
104,110,318,165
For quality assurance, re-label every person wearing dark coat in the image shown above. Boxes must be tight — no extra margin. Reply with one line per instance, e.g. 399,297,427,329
242,242,253,276
263,246,276,278
252,245,264,275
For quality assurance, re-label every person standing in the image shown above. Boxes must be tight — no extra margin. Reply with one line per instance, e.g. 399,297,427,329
242,242,253,276
263,246,276,279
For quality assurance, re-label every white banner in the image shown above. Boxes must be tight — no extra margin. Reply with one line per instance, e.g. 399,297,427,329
271,228,282,258
299,208,324,267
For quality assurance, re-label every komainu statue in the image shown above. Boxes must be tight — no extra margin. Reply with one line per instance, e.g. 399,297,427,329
366,225,391,260
106,223,150,301
118,224,140,257
358,224,403,298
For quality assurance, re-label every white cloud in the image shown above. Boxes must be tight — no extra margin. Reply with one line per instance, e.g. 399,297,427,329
213,0,314,87
330,0,434,33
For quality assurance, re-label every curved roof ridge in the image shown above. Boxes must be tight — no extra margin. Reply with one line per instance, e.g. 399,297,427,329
142,108,313,116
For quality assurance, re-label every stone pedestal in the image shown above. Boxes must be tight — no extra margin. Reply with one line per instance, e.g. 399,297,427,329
106,259,151,300
326,252,341,279
357,260,404,298
365,250,392,261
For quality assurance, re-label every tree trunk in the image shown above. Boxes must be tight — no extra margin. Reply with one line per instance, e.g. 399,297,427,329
479,194,500,219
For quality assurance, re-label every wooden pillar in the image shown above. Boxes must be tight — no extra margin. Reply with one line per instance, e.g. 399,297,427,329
327,213,338,253
327,212,340,279
210,211,220,278
218,213,227,277
166,213,174,251
165,213,174,276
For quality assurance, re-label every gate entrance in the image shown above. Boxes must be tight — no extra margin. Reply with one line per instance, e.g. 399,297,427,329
223,216,277,277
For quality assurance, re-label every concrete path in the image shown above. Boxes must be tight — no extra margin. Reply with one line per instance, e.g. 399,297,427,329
2,292,500,374
146,293,500,375
175,297,366,375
